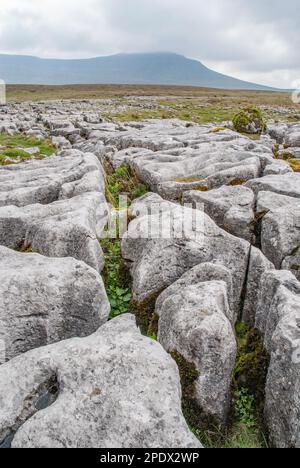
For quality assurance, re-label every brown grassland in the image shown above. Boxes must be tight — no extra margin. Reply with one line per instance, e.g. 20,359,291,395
5,84,295,107
6,84,299,127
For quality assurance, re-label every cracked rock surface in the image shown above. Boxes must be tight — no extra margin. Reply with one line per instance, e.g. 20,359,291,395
0,246,110,364
156,268,237,426
0,315,201,449
1,100,300,448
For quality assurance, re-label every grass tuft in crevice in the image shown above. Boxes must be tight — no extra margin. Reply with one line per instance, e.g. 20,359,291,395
101,238,132,320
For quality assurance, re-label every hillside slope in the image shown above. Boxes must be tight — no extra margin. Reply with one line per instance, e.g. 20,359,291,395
0,52,277,90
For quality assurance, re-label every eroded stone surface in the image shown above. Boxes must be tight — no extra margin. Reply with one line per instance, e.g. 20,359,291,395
0,192,108,272
255,270,300,448
0,246,110,364
242,247,274,326
0,150,105,207
0,315,201,449
1,100,300,448
261,207,300,277
184,185,255,242
123,196,250,321
156,271,236,425
246,173,300,199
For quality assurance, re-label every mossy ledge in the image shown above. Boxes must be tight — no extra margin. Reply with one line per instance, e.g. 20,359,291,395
130,290,164,334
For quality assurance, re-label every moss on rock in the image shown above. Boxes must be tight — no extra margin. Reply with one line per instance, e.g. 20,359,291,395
170,350,225,446
228,178,247,186
234,325,270,425
289,159,300,172
130,290,164,334
147,312,159,338
232,107,267,135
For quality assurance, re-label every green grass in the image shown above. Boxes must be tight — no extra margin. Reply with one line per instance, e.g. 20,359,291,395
104,101,239,125
189,387,267,449
105,163,148,207
187,322,268,448
0,133,55,165
101,163,149,320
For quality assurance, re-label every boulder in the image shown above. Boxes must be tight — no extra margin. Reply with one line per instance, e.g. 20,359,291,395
0,192,108,272
122,197,250,322
232,108,266,134
184,185,255,242
156,263,235,320
285,131,300,148
156,280,236,426
260,205,300,280
242,247,274,326
0,315,201,449
0,151,105,208
256,190,299,214
246,173,300,199
255,270,300,448
267,123,288,143
51,136,72,149
255,270,300,345
263,160,292,176
0,246,110,364
278,147,300,160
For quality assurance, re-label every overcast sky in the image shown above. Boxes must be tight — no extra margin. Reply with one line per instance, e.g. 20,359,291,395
0,0,299,88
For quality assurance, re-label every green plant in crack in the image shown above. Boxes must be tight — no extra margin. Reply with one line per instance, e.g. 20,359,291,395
228,322,269,448
101,163,149,320
234,388,257,431
101,238,132,320
105,163,148,207
185,323,269,448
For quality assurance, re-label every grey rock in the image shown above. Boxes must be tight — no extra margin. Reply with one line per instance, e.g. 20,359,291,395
130,192,176,218
0,192,108,272
255,270,300,344
263,160,292,176
256,190,300,215
246,173,300,199
123,198,250,320
242,247,274,326
0,151,105,208
260,205,300,279
267,123,288,143
156,263,235,322
156,279,236,425
184,185,255,242
255,270,300,448
285,131,300,148
278,147,300,160
0,246,110,364
0,315,201,449
51,136,72,149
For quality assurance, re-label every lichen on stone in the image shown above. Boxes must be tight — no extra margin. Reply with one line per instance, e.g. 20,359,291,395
232,107,267,135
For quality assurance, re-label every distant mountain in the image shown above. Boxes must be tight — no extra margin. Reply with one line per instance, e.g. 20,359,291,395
0,52,278,90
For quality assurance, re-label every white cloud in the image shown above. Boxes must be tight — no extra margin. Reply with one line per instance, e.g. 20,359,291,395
0,0,299,88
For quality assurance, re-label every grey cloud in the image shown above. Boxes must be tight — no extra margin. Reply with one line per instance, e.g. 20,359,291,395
0,0,299,87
